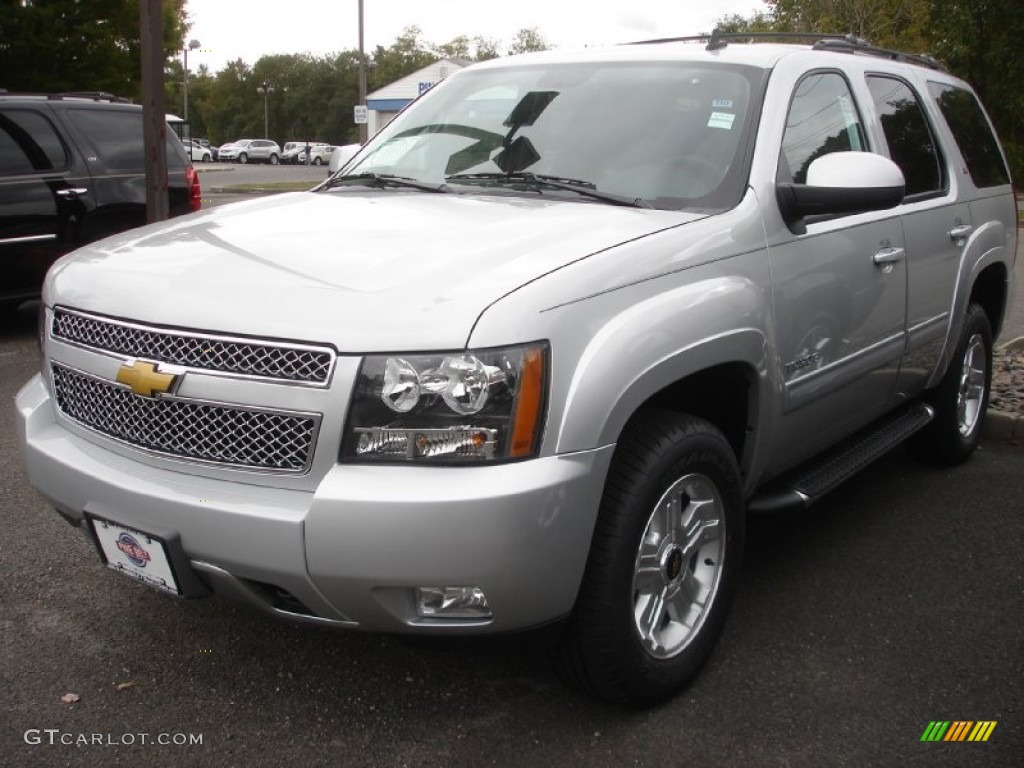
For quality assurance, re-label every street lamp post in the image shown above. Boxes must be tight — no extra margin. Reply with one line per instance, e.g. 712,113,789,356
256,81,275,139
183,38,201,125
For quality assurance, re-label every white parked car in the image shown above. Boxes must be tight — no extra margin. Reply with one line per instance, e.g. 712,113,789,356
183,139,212,163
328,143,361,174
298,143,334,166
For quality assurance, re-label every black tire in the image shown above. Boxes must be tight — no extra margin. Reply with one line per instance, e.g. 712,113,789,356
238,153,248,164
313,156,322,166
269,154,279,166
557,411,744,708
908,302,992,465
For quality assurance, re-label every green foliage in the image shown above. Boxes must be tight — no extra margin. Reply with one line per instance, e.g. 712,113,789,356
0,0,188,98
508,28,550,55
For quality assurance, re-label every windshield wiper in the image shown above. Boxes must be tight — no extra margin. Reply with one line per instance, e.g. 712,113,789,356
322,172,449,193
445,172,652,209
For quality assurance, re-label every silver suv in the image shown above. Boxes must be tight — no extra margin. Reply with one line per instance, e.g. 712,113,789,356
217,138,280,164
16,34,1018,707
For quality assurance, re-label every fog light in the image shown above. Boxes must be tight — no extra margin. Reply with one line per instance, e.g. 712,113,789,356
416,586,491,618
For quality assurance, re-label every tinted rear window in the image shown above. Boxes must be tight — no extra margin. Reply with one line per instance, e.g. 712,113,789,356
928,82,1009,188
64,108,188,170
0,108,69,174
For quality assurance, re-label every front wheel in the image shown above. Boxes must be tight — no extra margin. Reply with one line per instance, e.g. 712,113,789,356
313,156,322,166
557,411,744,708
237,153,248,164
269,154,279,165
908,302,992,464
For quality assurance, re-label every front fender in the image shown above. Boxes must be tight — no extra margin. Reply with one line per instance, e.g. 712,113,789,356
552,275,771,456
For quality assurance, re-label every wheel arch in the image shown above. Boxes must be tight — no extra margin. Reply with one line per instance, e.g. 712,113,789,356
969,261,1008,341
555,329,769,482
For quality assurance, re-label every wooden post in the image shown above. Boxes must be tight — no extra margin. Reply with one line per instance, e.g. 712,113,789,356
140,0,168,223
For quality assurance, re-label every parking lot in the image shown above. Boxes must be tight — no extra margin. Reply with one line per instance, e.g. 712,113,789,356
2,294,1021,766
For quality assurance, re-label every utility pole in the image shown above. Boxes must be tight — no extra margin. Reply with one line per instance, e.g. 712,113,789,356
358,0,367,144
140,0,168,223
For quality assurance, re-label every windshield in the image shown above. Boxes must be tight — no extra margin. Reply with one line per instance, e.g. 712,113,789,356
343,61,762,211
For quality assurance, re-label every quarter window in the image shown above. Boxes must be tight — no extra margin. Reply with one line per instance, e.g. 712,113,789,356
928,82,1010,188
867,76,943,198
780,72,867,184
0,109,69,175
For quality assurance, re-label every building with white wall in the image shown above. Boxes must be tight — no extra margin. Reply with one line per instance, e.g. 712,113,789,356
366,58,468,137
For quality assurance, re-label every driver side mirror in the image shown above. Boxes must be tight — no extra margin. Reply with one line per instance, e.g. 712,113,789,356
776,152,905,234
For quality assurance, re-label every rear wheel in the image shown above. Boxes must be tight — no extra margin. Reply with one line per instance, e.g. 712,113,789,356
557,411,744,708
908,302,992,464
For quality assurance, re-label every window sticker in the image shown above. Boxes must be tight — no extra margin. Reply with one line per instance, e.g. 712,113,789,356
708,112,736,130
712,99,733,108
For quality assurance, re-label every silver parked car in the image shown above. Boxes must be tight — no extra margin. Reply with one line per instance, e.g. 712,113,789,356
16,34,1018,707
217,138,281,164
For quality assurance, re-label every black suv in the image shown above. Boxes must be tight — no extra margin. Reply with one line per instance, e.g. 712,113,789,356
0,93,201,307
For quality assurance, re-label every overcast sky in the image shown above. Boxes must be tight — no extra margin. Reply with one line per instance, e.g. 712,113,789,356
183,0,766,72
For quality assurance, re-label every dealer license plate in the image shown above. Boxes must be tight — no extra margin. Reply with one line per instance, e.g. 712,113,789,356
89,516,181,596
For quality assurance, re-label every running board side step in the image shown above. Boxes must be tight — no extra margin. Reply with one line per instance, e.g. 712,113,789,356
747,402,935,514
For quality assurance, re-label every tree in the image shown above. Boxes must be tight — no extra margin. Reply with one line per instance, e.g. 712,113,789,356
929,0,1024,178
508,27,551,55
762,0,931,50
0,0,188,97
368,26,436,91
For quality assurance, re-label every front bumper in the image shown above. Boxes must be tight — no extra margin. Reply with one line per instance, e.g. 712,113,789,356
16,374,614,634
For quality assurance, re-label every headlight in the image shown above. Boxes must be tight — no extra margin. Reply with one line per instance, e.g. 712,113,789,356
342,342,548,463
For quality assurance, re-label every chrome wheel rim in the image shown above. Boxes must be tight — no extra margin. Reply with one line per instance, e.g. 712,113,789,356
632,472,725,659
957,333,987,437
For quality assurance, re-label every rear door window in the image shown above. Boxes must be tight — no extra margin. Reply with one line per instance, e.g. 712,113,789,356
0,108,69,174
867,76,944,198
64,108,187,170
928,82,1009,188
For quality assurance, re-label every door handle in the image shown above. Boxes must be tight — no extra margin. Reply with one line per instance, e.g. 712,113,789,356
55,188,88,198
873,246,905,266
949,224,973,243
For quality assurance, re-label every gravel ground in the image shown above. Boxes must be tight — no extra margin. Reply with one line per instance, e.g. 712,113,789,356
991,343,1024,415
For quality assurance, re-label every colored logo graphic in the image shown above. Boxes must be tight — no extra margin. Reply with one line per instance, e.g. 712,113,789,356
115,533,151,568
921,721,997,742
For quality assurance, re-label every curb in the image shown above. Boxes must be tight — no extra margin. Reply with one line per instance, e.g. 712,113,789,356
984,335,1024,445
984,409,1022,444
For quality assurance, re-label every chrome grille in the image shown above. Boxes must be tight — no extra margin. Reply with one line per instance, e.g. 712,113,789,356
52,307,334,384
51,364,318,472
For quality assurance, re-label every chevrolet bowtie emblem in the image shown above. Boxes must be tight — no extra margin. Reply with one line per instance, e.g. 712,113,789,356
115,360,177,398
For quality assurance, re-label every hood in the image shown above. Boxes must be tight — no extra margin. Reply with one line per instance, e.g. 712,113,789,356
47,190,698,351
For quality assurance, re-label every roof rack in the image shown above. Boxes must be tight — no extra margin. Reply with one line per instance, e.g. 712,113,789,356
811,38,946,71
626,29,947,71
49,91,133,103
